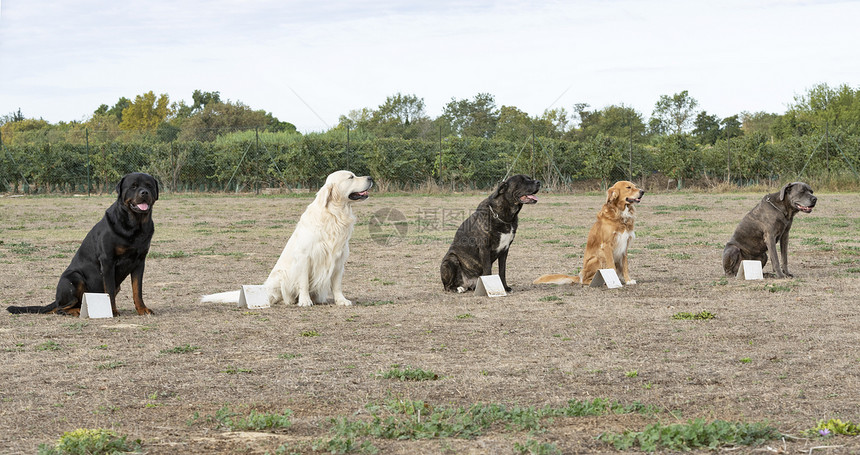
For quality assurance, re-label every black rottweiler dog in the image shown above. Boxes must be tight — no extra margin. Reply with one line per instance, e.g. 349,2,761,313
440,174,540,293
7,172,159,316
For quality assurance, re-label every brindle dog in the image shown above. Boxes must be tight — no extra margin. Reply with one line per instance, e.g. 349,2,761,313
440,174,540,293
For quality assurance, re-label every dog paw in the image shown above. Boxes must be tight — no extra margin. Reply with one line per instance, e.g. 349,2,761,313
335,297,353,306
456,286,466,293
297,298,314,307
504,286,512,292
626,279,637,285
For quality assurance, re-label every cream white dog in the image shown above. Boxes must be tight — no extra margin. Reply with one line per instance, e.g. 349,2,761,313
202,170,373,306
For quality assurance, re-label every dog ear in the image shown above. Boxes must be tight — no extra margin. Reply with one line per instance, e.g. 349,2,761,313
778,182,797,201
491,180,509,199
315,181,336,208
607,188,619,203
115,175,126,197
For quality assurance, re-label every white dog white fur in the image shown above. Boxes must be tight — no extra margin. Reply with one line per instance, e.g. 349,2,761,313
201,170,373,306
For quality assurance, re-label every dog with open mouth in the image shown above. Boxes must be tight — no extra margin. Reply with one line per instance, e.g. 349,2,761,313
441,174,541,293
723,181,817,278
534,180,644,286
7,172,159,316
202,170,373,306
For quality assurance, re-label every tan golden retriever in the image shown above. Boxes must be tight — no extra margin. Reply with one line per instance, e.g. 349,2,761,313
201,170,373,306
534,181,644,286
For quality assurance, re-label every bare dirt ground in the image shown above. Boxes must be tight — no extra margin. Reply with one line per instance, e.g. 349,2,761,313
1,188,858,454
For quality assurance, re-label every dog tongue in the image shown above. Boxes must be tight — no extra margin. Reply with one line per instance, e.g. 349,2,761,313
526,194,538,201
137,203,149,211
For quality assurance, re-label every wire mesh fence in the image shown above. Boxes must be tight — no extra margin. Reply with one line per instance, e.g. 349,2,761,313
1,128,858,194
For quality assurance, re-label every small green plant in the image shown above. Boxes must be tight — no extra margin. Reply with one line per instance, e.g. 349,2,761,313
455,313,474,319
360,300,394,306
625,370,639,378
147,250,190,259
195,405,293,431
709,276,728,286
36,341,61,351
675,204,708,212
378,365,440,381
809,418,860,436
97,361,125,370
538,295,562,302
37,428,142,455
739,357,752,364
801,237,827,246
222,366,253,374
644,243,668,249
300,329,320,337
672,310,716,320
598,418,779,452
160,344,200,354
765,283,792,293
10,241,39,255
665,252,693,260
62,322,88,332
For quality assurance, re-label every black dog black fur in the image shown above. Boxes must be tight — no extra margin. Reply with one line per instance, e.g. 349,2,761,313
440,174,540,292
7,172,159,316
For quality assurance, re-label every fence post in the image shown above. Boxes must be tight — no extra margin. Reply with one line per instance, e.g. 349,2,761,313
346,126,350,171
531,125,536,178
255,128,260,193
628,109,633,180
86,128,91,196
437,125,442,182
726,130,731,184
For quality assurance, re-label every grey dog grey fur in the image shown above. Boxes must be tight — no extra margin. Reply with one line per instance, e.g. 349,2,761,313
723,182,817,278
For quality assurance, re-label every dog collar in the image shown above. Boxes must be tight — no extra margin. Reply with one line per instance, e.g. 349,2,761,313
487,205,512,224
765,197,789,219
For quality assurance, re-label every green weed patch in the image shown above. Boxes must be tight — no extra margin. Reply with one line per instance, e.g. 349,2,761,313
38,428,141,455
192,405,293,431
598,418,779,452
378,365,440,381
672,311,715,320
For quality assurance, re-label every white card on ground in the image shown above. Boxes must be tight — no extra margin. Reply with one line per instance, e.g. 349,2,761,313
474,275,507,297
737,260,763,280
589,269,623,289
80,293,113,319
238,285,271,309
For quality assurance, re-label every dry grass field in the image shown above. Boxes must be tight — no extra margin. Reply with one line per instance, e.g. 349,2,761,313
1,188,858,454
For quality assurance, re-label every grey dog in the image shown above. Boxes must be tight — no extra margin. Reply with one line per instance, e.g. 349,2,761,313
723,182,817,278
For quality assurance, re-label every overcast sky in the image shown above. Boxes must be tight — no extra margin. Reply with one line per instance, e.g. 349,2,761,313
1,0,858,133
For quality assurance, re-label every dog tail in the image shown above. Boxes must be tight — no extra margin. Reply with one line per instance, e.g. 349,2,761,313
200,290,241,304
533,274,580,285
7,302,59,314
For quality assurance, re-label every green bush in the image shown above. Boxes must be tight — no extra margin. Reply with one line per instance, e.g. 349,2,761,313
37,428,141,455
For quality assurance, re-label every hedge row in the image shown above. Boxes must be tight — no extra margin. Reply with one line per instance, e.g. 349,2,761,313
1,133,857,193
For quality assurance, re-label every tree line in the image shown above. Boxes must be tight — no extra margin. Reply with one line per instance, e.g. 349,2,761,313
1,84,859,192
